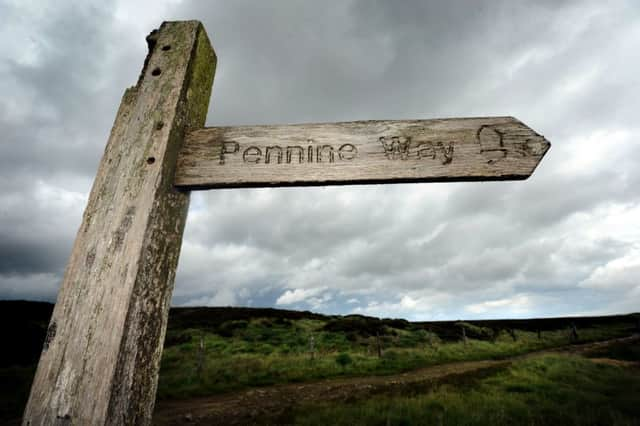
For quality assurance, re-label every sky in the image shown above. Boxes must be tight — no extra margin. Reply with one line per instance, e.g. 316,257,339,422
1,0,639,320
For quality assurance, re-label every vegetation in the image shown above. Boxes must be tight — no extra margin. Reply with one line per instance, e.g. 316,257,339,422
156,311,634,400
586,338,640,362
290,352,640,425
0,301,637,424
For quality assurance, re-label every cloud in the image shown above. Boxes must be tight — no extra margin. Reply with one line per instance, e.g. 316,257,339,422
276,287,327,306
181,288,238,307
1,1,639,319
0,272,60,301
580,248,640,291
465,295,532,316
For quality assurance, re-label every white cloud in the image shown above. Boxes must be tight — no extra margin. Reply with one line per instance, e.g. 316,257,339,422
465,295,532,316
276,287,326,306
351,290,453,320
400,295,418,309
580,248,640,291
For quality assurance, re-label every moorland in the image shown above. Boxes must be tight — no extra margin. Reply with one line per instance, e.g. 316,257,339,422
1,301,638,425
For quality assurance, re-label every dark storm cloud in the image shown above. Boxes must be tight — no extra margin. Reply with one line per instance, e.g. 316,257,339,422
0,1,130,296
0,237,65,275
0,2,122,177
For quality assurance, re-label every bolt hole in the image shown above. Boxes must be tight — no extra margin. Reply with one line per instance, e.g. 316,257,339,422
147,157,156,165
162,45,171,51
151,68,161,76
156,121,164,130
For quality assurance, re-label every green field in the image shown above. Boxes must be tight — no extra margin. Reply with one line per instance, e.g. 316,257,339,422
0,301,638,425
290,348,640,426
157,315,632,399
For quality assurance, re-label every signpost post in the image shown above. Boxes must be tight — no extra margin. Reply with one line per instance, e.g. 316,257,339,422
23,21,549,425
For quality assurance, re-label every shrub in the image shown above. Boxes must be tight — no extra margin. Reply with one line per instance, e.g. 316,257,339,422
322,316,382,337
335,353,353,369
215,320,249,337
382,349,399,362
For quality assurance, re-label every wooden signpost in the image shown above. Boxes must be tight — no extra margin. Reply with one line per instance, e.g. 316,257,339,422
23,21,549,425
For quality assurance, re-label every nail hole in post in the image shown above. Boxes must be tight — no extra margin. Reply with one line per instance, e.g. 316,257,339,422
156,121,164,130
147,157,156,165
162,45,171,51
151,68,161,76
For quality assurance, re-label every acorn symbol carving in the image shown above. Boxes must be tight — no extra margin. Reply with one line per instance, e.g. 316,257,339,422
477,125,508,164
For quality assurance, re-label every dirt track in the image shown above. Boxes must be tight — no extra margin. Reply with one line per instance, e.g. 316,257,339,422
152,335,639,425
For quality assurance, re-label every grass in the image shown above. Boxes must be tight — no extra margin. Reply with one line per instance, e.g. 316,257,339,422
156,317,633,399
586,338,640,362
290,353,640,425
1,302,635,423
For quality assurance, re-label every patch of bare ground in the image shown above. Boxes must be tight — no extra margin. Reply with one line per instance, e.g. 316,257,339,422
152,335,639,425
587,358,640,368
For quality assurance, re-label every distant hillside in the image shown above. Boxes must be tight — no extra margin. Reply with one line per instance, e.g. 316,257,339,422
0,301,55,367
1,300,638,368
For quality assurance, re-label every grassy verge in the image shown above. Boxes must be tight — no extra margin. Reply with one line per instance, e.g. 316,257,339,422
156,318,632,399
290,352,640,425
585,337,640,361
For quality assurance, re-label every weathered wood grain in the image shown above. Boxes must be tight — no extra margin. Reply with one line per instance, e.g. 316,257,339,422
175,117,550,189
23,21,216,426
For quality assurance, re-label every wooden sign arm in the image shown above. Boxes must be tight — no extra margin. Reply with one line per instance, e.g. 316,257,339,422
175,117,550,189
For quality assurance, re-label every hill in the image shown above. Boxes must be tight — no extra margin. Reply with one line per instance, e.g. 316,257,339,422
1,300,638,424
1,300,638,368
